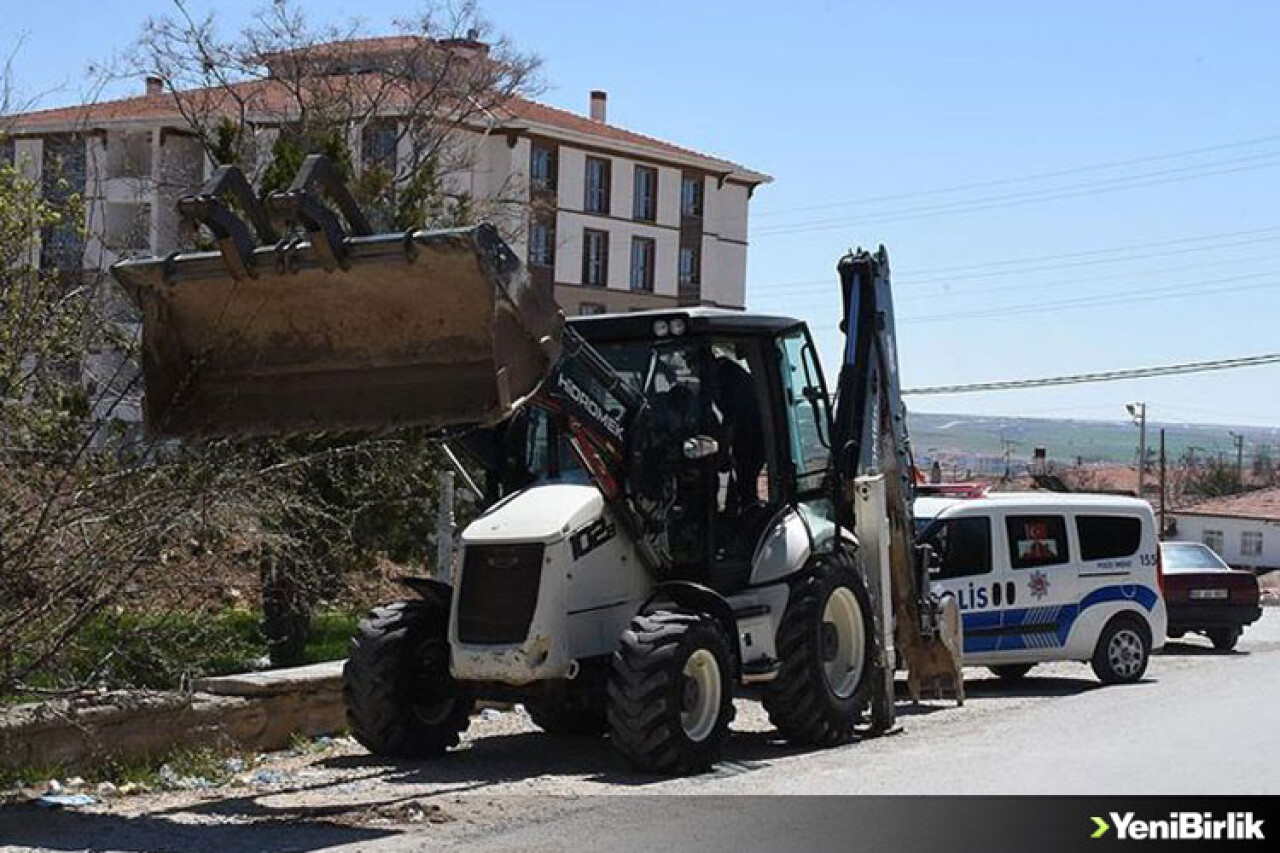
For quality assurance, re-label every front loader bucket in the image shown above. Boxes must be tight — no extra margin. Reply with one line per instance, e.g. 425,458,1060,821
112,162,561,438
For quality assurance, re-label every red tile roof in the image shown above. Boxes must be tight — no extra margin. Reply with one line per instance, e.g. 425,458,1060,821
6,75,764,180
1173,487,1280,521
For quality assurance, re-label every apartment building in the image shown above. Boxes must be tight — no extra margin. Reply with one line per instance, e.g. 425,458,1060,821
2,36,770,316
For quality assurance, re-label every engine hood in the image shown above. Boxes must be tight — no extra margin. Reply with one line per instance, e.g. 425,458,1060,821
461,483,604,545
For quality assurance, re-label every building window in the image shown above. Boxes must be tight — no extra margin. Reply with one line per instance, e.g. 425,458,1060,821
530,143,557,192
681,174,703,217
630,236,655,292
582,228,609,286
579,302,607,316
1241,530,1263,557
1203,529,1225,554
584,156,611,214
529,217,555,267
633,165,657,221
0,136,13,168
40,135,87,271
678,245,700,285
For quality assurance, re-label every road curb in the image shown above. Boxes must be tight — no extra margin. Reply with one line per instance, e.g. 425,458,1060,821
0,662,346,774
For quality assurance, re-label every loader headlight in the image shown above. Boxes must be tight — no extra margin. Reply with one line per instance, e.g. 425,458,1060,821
653,319,670,337
669,317,687,336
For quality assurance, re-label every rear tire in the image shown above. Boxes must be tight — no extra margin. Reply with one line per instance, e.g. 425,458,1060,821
989,663,1035,681
1208,627,1241,652
1090,616,1151,685
344,600,474,757
525,684,608,736
763,554,875,746
607,610,735,775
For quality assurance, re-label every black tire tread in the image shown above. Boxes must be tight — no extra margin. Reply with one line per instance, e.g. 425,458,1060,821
607,611,734,775
343,600,473,758
762,554,875,746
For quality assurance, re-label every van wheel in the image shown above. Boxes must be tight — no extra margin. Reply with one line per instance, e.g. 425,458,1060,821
989,664,1035,681
607,610,735,775
344,600,474,757
1091,616,1150,685
1208,627,1241,652
763,554,875,746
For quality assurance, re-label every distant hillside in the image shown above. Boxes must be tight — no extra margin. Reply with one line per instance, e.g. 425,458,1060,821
908,412,1280,466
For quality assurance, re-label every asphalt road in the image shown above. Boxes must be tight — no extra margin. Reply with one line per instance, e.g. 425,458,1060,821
3,609,1277,852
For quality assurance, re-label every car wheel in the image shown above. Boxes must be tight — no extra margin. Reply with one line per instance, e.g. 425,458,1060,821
1208,627,1241,652
1091,616,1151,685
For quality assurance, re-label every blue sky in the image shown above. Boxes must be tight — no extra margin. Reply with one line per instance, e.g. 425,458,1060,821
6,0,1280,431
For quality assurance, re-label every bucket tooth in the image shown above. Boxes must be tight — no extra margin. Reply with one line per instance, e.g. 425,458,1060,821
177,164,276,281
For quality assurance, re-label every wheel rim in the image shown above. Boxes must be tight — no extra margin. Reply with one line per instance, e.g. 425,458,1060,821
1107,628,1145,679
680,649,722,742
822,586,866,699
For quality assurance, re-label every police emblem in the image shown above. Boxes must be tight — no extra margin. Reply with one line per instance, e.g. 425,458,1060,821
1028,570,1050,600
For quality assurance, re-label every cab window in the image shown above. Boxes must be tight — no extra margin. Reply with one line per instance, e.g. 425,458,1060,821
922,516,992,579
1077,515,1142,561
1006,515,1069,569
776,327,835,549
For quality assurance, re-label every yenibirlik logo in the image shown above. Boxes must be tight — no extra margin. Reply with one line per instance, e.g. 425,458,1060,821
1091,812,1265,841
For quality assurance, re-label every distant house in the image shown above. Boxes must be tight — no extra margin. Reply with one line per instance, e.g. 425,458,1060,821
1168,488,1280,572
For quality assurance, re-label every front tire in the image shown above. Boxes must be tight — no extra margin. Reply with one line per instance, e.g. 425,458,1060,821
607,610,735,774
343,600,473,757
1091,616,1151,685
1208,627,1241,652
763,554,875,746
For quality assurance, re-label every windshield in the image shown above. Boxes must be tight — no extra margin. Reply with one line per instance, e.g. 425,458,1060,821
512,338,701,486
1161,542,1230,571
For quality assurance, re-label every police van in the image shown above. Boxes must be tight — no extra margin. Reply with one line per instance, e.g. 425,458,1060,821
914,492,1167,684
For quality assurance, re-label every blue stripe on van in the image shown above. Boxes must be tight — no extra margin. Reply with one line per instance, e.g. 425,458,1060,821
961,584,1158,654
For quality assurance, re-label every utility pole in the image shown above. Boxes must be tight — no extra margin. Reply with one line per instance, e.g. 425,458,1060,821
1159,429,1167,538
1229,431,1245,488
1127,403,1147,499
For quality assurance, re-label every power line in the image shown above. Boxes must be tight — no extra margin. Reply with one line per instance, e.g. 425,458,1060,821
903,353,1280,396
896,249,1280,304
898,269,1280,324
749,225,1280,297
752,153,1280,238
748,132,1280,221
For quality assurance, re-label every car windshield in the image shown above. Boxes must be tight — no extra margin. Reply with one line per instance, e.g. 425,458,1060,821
1161,543,1230,571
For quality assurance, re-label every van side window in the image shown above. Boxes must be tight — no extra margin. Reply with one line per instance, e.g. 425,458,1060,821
1006,515,1069,569
1077,515,1142,561
923,517,992,579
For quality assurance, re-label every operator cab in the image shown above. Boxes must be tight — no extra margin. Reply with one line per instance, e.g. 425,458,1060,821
483,308,839,593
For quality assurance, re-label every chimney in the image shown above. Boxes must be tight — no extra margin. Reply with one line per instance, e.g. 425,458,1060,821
145,76,163,97
589,90,607,123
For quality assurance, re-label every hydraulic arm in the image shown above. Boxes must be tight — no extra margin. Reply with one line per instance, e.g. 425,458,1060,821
831,247,965,712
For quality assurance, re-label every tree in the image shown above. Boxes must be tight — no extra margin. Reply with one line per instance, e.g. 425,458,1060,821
125,0,537,664
133,0,541,234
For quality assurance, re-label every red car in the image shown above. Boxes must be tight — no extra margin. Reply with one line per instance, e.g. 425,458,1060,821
1160,542,1262,651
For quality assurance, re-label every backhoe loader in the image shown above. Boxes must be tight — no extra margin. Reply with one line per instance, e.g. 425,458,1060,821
112,155,962,775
